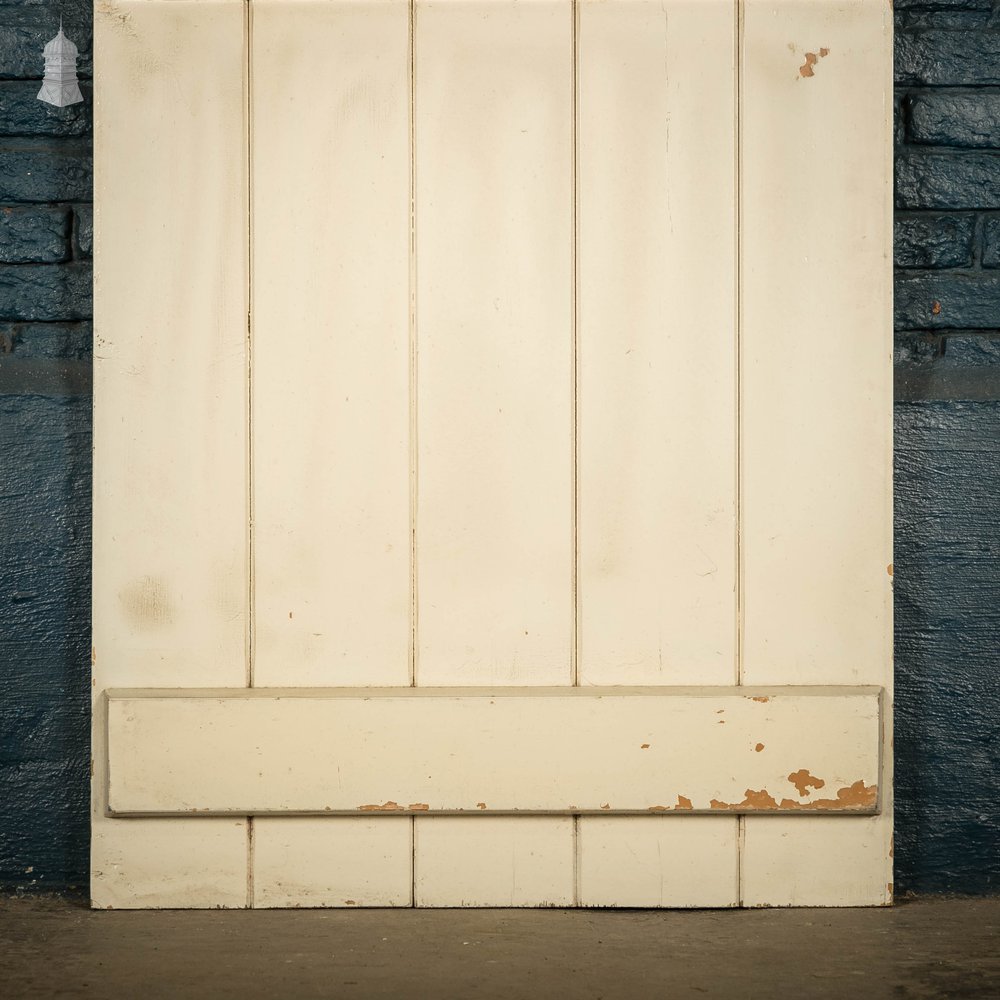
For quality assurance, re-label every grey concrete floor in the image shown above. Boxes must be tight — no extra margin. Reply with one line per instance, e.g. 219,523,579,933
2,895,999,999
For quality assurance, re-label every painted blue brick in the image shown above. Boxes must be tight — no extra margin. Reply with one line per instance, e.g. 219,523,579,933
896,30,1000,86
908,91,1000,149
895,213,974,268
0,322,91,359
0,144,91,202
0,82,91,138
0,5,92,81
895,271,1000,329
0,263,91,320
0,206,70,263
982,216,1000,268
73,204,91,259
896,150,1000,209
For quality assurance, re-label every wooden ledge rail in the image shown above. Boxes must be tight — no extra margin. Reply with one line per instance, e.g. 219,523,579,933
105,686,882,817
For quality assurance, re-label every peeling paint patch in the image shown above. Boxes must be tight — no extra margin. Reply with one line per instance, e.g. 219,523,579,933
648,805,669,813
358,801,403,812
754,743,765,753
640,743,650,749
408,803,429,811
799,48,830,78
676,795,693,810
708,781,877,812
750,696,769,703
788,768,826,797
476,802,486,810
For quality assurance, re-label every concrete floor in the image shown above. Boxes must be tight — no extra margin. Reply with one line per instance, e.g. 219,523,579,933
2,896,998,999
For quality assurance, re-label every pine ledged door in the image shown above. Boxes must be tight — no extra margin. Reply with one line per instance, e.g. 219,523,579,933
92,0,893,909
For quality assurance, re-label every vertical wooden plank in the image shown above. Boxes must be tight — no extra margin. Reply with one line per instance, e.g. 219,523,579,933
251,0,412,689
575,0,739,906
578,818,738,908
92,0,249,908
577,0,737,687
414,0,574,687
413,0,574,899
414,817,575,907
250,0,413,905
253,818,412,908
742,817,891,908
740,0,893,906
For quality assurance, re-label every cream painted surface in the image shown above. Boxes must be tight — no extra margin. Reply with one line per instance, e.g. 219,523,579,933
414,818,575,907
742,817,892,908
95,0,893,909
251,0,412,688
92,0,249,909
576,0,737,686
578,817,739,908
106,688,881,815
253,818,412,908
414,0,574,686
739,0,893,906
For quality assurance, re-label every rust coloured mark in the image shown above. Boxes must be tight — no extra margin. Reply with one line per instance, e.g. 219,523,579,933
676,795,693,810
755,743,765,753
640,743,650,749
887,563,894,577
476,802,487,810
751,696,769,703
344,899,357,906
358,801,403,812
932,300,942,315
408,803,429,811
788,769,826,797
799,48,830,78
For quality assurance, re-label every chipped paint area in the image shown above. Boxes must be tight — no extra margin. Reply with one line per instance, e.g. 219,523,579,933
708,780,877,812
799,47,830,78
358,801,403,812
787,768,825,797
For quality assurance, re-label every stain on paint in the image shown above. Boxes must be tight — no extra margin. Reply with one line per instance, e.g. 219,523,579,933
358,801,403,812
600,803,611,810
887,563,894,577
344,899,357,906
119,576,174,628
640,743,650,749
788,769,826,797
755,743,765,753
476,802,487,810
751,696,769,703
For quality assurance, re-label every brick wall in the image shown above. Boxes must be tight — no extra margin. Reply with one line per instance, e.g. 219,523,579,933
0,1,997,896
0,0,91,893
893,0,1000,895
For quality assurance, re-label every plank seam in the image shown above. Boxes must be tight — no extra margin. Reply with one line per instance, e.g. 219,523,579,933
409,0,419,689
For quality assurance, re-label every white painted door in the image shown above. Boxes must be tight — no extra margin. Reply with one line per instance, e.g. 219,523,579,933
92,0,893,909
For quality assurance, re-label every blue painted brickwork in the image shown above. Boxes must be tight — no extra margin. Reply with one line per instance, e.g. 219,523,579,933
0,1,998,896
0,0,91,893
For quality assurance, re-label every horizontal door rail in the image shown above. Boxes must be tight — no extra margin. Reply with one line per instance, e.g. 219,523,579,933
105,686,882,817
